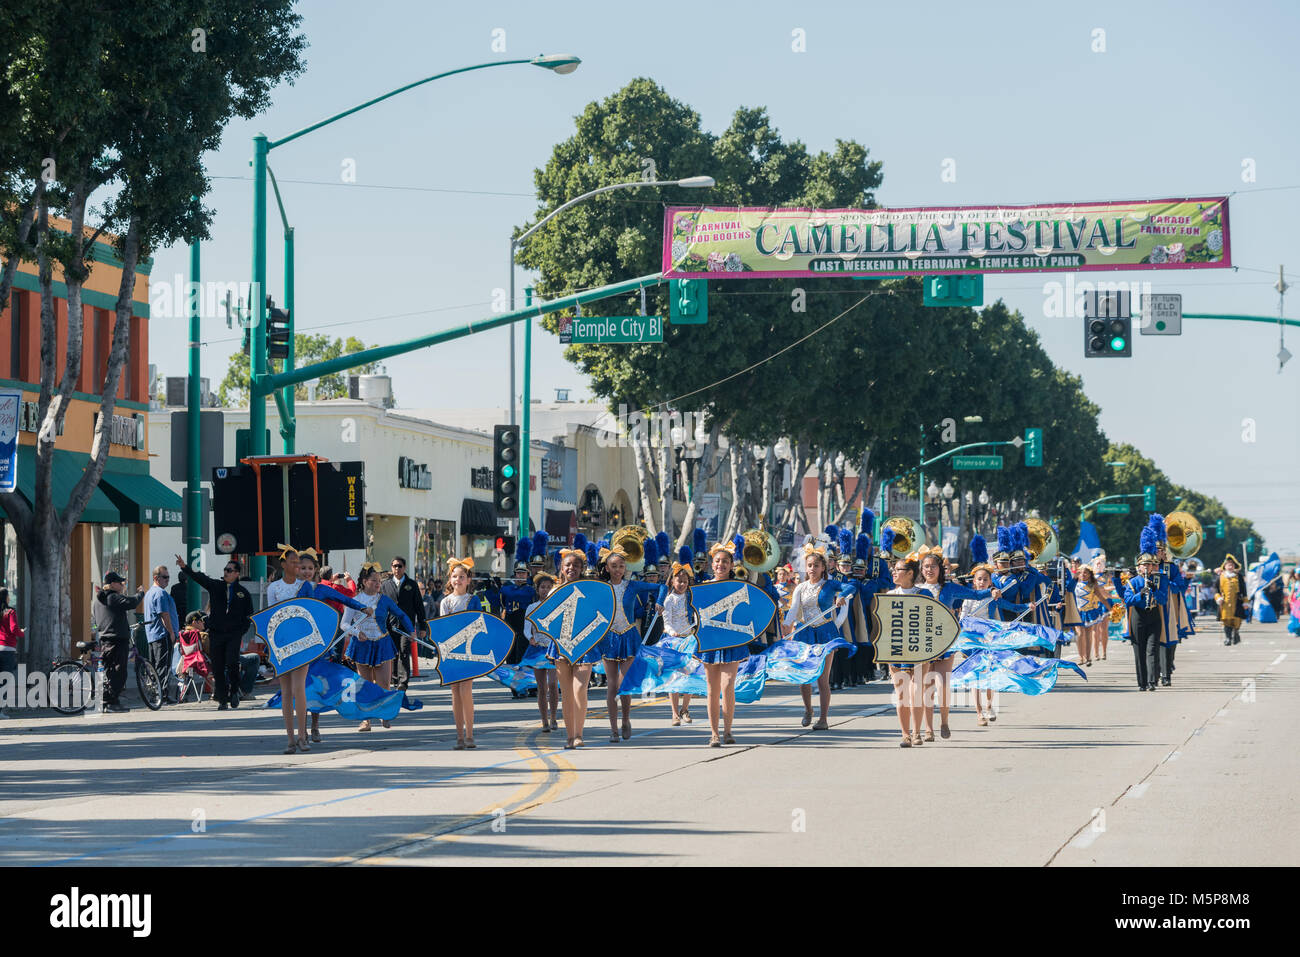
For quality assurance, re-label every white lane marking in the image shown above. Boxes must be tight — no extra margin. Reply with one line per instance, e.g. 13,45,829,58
1071,829,1100,849
853,705,892,718
1217,708,1229,717
1127,782,1151,799
1164,750,1181,762
1271,654,1286,666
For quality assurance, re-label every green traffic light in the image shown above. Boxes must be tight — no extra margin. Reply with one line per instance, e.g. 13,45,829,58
1110,336,1126,351
502,464,516,479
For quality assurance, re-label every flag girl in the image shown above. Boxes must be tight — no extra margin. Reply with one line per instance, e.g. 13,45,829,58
957,536,1029,726
340,562,414,732
885,553,926,748
523,571,559,732
599,546,662,743
265,545,373,754
785,542,853,732
656,548,697,726
698,541,755,747
440,557,485,749
546,538,601,749
1072,565,1109,667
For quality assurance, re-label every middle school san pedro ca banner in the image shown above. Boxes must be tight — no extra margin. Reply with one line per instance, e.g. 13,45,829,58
661,197,1230,279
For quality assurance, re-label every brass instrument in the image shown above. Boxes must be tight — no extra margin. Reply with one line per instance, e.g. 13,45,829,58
1165,511,1204,560
1025,518,1058,565
741,529,781,575
1144,571,1161,610
882,516,923,560
609,525,649,574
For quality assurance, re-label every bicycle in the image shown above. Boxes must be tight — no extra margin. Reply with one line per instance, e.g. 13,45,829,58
50,626,169,715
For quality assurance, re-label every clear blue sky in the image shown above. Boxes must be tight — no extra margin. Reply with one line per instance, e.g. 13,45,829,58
148,0,1300,553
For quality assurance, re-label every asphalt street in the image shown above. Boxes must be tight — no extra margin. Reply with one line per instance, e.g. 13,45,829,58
1,620,1295,866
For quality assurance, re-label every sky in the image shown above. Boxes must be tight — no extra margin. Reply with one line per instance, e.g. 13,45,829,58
146,0,1300,553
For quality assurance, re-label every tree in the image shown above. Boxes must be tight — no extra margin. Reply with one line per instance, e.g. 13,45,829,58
0,0,305,666
217,333,386,406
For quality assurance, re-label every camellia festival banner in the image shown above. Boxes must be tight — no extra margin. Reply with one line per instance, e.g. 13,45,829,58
662,197,1229,278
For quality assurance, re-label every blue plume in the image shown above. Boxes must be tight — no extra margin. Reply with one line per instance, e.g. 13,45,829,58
573,533,588,551
732,533,745,562
855,533,871,561
655,531,671,561
836,527,852,558
586,543,600,566
1148,512,1166,542
824,524,838,540
1013,522,1029,552
861,508,876,537
1139,527,1158,556
678,545,693,565
971,534,988,565
514,538,532,564
600,532,612,548
531,531,548,558
996,526,1013,553
642,537,659,566
693,528,707,555
881,527,896,554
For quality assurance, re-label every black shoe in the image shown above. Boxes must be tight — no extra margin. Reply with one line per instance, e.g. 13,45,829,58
230,691,240,709
1224,638,1232,646
217,702,229,711
1161,678,1171,687
105,702,130,712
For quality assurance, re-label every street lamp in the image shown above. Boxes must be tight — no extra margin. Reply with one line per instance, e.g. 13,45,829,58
508,173,714,537
246,55,581,588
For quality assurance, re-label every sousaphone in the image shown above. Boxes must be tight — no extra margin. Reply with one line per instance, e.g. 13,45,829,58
741,529,781,575
1025,518,1058,565
1165,511,1204,560
883,516,923,560
609,525,649,573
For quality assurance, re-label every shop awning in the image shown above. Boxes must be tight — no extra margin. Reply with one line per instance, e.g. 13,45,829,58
0,446,121,524
97,461,184,526
460,497,503,536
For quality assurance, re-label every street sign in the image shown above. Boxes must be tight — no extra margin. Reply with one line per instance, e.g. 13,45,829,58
1140,293,1182,335
1024,427,1043,467
170,410,225,481
560,315,663,345
1096,503,1131,515
952,454,1003,470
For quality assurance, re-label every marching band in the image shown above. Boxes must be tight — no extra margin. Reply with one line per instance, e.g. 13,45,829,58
246,506,1232,756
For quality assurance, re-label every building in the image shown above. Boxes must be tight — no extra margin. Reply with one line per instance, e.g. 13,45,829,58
0,222,180,653
148,396,546,587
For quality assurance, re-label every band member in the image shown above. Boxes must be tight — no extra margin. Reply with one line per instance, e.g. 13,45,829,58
265,546,373,753
488,541,536,666
885,554,925,747
1145,515,1191,685
546,538,600,749
691,528,709,579
958,537,1031,726
529,532,548,575
656,551,697,726
994,525,1060,654
915,547,999,740
698,541,755,747
524,572,559,732
1215,555,1247,645
1123,530,1168,691
598,545,663,743
654,531,672,583
440,557,485,749
343,562,414,732
1072,565,1109,667
786,542,853,732
829,528,855,690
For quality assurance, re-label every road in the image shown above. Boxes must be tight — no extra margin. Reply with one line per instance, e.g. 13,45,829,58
1,620,1296,866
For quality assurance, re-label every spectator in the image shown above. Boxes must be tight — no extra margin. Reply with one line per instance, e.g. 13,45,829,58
424,579,442,620
0,588,21,718
382,556,427,691
176,555,255,711
92,573,144,712
143,565,180,704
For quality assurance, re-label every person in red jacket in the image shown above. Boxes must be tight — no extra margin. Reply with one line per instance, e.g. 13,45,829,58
0,588,22,717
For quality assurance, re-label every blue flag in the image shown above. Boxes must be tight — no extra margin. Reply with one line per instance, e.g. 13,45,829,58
1071,519,1102,564
520,644,555,671
618,641,703,697
764,638,856,685
252,598,338,674
266,658,423,720
428,611,517,685
950,648,1086,695
526,580,616,663
490,663,538,694
691,581,778,651
954,615,1064,653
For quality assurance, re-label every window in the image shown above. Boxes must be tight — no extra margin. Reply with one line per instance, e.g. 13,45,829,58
414,518,456,583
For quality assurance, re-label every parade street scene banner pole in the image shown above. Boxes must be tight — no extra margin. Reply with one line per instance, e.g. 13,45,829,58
663,198,1230,278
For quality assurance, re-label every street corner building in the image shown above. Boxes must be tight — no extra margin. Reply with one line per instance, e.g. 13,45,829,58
0,220,182,655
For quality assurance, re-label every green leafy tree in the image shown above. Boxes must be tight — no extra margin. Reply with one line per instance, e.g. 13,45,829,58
0,0,305,665
218,334,386,406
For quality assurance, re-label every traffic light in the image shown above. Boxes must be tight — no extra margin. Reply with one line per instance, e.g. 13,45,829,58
266,296,291,362
1245,537,1254,554
922,274,983,307
1143,485,1157,511
670,279,708,325
1023,427,1043,467
1215,518,1225,539
1084,316,1132,357
492,424,520,517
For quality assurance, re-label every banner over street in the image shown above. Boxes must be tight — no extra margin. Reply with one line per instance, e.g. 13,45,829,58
663,198,1230,278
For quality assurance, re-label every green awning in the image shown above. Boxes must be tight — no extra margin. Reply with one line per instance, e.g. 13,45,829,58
98,463,183,526
1,446,122,524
